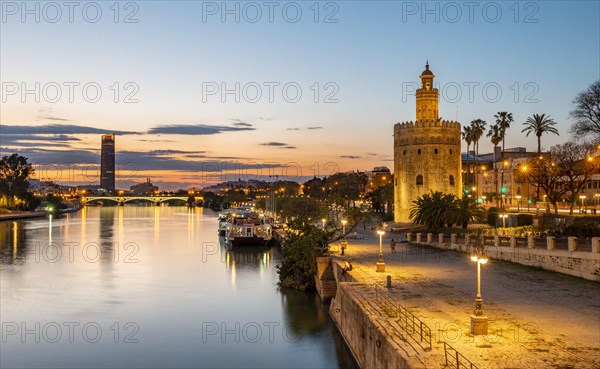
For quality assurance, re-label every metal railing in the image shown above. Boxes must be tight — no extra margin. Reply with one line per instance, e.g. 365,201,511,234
554,238,569,250
374,284,432,351
444,342,480,369
516,237,528,248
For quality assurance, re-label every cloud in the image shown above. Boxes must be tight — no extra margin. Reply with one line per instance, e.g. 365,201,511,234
286,126,323,131
39,116,70,121
1,133,82,148
148,124,255,135
233,122,253,127
139,139,175,143
0,147,100,164
0,124,139,135
283,146,297,149
340,155,361,159
261,142,288,147
149,149,206,156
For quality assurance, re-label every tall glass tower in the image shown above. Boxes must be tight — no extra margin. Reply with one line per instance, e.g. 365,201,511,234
100,134,116,193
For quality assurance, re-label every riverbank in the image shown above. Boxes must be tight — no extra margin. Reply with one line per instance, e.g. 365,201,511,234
318,233,600,369
0,211,47,221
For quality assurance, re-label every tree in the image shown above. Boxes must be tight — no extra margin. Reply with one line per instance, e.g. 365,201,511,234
277,219,329,291
0,153,34,209
462,125,474,188
470,119,487,197
522,114,559,155
550,142,599,214
486,124,502,205
522,113,560,200
495,111,513,204
522,141,599,214
447,196,485,229
569,80,600,142
280,197,322,220
409,191,456,229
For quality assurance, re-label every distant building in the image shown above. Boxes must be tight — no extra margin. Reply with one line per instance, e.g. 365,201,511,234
130,178,158,196
393,63,462,223
100,134,116,193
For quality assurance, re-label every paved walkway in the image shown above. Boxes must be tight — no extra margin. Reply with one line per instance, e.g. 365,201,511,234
332,232,600,369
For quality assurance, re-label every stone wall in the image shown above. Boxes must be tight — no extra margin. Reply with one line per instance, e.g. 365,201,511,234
329,283,423,369
409,233,600,282
316,259,430,369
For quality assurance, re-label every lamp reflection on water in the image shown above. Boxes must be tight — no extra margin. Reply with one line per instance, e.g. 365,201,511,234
12,221,18,259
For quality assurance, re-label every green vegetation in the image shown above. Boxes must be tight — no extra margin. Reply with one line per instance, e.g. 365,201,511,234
276,219,329,291
0,153,37,211
410,191,485,230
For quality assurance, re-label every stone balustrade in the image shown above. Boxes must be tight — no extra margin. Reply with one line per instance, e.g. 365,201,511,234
405,232,599,281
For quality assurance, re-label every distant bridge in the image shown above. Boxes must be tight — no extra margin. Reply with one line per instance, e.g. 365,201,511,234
82,196,201,205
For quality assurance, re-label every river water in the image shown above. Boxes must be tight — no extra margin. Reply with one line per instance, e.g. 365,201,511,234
0,206,357,368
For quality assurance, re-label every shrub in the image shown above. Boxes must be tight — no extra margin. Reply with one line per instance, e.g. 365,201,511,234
487,207,501,227
517,214,534,226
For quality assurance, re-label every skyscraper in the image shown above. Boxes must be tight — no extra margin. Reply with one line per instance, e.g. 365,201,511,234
100,134,116,193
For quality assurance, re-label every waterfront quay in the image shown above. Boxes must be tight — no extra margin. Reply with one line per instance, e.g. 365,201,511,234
318,231,600,369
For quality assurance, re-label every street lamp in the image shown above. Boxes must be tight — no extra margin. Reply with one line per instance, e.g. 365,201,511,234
321,218,326,229
515,195,522,211
341,219,348,255
580,195,587,213
470,249,488,335
376,230,385,272
499,213,508,228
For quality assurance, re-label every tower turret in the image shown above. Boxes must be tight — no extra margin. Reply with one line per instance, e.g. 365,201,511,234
416,62,439,122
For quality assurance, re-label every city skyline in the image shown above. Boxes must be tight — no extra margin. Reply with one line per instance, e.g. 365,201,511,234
1,1,599,189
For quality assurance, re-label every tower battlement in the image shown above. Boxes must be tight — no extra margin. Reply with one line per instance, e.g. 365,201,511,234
394,120,461,132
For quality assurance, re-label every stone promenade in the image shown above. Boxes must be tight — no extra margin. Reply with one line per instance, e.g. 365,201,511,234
330,232,600,369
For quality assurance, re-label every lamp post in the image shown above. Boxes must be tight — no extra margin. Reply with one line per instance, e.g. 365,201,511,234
515,195,521,211
321,218,326,229
499,213,508,228
376,230,385,272
580,195,587,213
470,248,488,335
341,219,348,255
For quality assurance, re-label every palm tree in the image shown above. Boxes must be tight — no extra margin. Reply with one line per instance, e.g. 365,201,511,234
495,112,513,205
447,196,485,229
410,191,456,229
470,119,487,198
522,113,559,200
462,126,474,189
522,114,559,155
487,124,502,206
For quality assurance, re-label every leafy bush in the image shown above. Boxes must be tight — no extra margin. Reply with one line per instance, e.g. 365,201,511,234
517,214,534,226
563,221,600,238
487,207,501,227
277,219,329,291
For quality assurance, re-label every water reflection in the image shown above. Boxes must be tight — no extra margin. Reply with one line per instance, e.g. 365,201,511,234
0,207,356,369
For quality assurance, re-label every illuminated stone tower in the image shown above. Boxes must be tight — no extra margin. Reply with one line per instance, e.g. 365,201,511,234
393,63,462,223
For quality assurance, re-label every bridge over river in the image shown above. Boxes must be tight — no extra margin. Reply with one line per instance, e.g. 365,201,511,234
81,196,202,205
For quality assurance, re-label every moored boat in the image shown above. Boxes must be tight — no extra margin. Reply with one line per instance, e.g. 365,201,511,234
224,210,273,246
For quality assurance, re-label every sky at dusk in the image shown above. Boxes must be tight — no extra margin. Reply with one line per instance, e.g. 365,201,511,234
1,0,599,189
